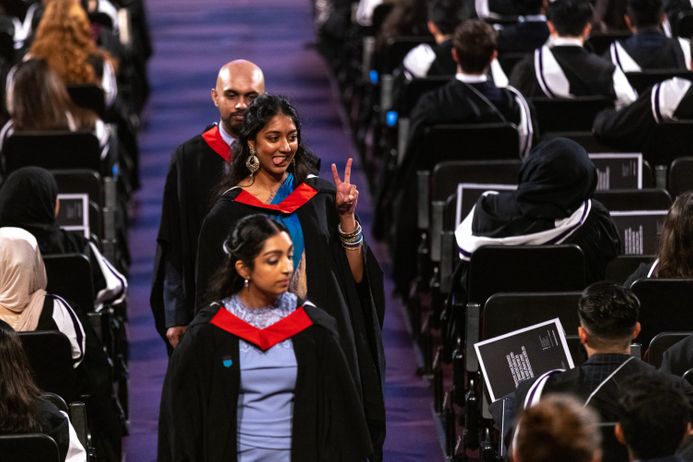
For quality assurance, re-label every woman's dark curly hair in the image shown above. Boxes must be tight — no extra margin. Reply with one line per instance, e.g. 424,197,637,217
222,94,319,191
205,214,290,303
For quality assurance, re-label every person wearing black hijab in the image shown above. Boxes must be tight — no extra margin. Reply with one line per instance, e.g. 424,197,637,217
455,137,620,284
0,167,126,308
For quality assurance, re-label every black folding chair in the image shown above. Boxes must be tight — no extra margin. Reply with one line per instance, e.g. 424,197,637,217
0,433,61,462
52,169,105,208
3,132,102,174
643,121,693,167
19,331,79,403
604,255,655,284
530,97,614,135
595,188,672,210
379,36,435,74
668,157,693,197
43,254,95,314
67,85,107,120
645,332,692,368
630,279,693,348
625,70,693,94
540,131,623,152
585,31,632,55
498,51,530,75
421,123,520,165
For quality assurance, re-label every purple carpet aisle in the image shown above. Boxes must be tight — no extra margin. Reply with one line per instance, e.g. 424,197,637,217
125,0,444,460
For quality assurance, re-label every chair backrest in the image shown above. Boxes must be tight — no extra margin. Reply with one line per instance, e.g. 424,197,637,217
498,51,530,75
18,331,78,402
0,433,61,462
604,255,655,284
595,188,672,210
530,96,613,134
585,31,632,54
467,245,587,305
540,131,623,153
625,70,693,93
645,332,692,368
482,291,582,341
676,10,693,37
630,279,693,348
668,156,693,197
431,159,521,202
42,253,95,314
4,132,101,173
51,169,104,208
416,123,520,170
643,121,693,166
66,84,106,119
399,77,449,117
41,392,68,413
381,36,436,73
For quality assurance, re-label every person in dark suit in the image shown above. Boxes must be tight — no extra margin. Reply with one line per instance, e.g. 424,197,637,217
510,0,637,108
607,0,691,72
615,372,692,462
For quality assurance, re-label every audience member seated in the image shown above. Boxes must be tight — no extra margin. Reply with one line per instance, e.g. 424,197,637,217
0,58,111,168
496,0,550,55
400,0,462,79
0,167,126,308
510,0,637,109
512,282,693,422
660,333,693,377
512,394,602,462
0,227,85,366
593,76,693,151
454,138,620,287
607,0,691,72
28,0,118,108
407,19,534,155
0,319,86,462
624,192,693,286
615,372,693,462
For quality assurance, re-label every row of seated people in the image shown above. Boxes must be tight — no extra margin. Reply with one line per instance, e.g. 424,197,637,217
0,0,149,194
0,224,126,462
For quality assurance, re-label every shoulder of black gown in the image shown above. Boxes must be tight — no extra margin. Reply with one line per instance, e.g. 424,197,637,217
302,302,339,336
34,397,70,462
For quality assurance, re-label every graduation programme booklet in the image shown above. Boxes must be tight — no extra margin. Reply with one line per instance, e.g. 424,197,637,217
474,318,574,402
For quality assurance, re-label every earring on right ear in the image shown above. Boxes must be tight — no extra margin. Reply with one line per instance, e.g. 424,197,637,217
246,147,260,174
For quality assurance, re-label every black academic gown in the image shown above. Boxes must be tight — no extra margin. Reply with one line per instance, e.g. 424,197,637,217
610,29,689,70
510,45,620,99
150,125,231,341
497,21,550,55
661,334,693,377
593,77,693,151
195,176,386,456
157,303,373,462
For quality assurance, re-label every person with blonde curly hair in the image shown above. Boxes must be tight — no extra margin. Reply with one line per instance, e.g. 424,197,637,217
28,0,118,106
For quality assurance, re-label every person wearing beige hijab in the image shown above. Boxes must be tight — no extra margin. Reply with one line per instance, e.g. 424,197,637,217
0,227,85,366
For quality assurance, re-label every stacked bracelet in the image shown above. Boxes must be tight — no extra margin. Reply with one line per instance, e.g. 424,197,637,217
338,222,364,250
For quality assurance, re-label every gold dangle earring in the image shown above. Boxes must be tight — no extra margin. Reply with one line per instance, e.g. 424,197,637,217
245,146,260,175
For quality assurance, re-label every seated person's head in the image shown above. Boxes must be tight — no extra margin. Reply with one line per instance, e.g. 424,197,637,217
518,0,546,16
516,138,597,218
427,0,464,38
452,19,497,75
513,393,602,462
547,0,593,39
616,372,692,460
0,319,43,433
654,191,693,278
625,0,663,31
577,282,640,354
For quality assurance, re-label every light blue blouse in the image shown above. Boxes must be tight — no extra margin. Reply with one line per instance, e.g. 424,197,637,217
223,292,298,462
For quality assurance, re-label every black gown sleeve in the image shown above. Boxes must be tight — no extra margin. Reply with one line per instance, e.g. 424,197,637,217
592,88,656,151
195,198,235,309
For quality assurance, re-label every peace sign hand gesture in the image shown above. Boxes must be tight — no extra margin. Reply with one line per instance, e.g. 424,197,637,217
331,158,359,217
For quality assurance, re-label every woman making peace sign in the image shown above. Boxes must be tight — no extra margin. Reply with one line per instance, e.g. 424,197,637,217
195,94,385,458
